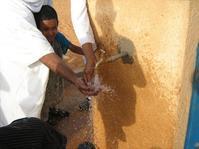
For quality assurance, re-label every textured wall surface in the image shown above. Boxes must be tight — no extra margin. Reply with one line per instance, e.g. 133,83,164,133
53,0,199,148
174,1,199,148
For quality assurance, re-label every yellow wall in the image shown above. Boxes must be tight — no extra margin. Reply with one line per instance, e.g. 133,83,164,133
54,0,199,148
88,0,199,148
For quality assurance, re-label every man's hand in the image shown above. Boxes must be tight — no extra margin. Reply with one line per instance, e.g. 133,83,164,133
81,43,96,83
84,60,96,83
74,78,99,96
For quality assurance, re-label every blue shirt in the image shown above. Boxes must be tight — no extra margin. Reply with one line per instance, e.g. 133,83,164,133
55,32,71,54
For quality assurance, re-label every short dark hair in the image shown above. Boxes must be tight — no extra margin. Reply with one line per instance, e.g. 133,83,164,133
34,5,58,28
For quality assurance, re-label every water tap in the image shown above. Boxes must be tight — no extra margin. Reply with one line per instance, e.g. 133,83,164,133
95,49,106,68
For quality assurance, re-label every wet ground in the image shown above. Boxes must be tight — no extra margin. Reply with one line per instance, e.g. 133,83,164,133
53,81,94,149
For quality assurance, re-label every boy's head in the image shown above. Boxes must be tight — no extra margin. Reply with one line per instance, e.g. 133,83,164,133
34,5,58,44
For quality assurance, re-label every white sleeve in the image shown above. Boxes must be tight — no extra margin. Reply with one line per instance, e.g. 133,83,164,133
23,0,52,12
20,27,54,66
0,1,54,66
22,0,44,12
71,0,96,49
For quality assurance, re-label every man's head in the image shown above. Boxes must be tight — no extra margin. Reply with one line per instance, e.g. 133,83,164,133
34,5,58,44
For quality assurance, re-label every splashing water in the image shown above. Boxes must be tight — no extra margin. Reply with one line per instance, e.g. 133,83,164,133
77,74,114,146
89,74,114,94
55,73,114,147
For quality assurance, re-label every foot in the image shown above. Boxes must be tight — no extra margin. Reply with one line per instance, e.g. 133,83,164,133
78,141,96,149
47,107,70,126
79,98,90,111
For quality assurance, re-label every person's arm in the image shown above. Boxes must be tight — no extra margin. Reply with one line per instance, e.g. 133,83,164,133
68,43,84,55
81,43,96,82
69,42,96,83
55,32,96,82
71,0,97,82
40,53,96,95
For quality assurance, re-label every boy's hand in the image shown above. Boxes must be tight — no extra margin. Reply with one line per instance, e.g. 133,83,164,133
74,78,98,96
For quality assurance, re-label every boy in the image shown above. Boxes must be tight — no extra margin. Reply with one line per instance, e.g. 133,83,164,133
34,5,84,125
34,5,84,56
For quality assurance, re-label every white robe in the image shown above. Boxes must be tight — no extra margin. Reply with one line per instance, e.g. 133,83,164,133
71,0,96,49
0,0,53,126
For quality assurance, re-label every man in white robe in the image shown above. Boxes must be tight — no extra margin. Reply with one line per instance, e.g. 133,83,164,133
0,0,93,126
71,0,97,82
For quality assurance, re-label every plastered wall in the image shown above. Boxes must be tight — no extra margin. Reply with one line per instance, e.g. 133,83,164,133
88,0,199,148
54,0,199,148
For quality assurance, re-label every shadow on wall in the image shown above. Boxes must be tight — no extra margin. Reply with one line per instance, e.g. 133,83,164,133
89,0,147,148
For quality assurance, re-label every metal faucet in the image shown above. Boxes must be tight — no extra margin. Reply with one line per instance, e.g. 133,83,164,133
74,49,131,73
95,49,129,68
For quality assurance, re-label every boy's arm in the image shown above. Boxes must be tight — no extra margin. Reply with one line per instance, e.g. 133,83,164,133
55,32,84,55
56,32,96,82
68,43,84,55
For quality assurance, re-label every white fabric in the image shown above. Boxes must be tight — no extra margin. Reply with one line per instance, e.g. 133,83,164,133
0,0,54,126
22,0,44,12
71,0,96,49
